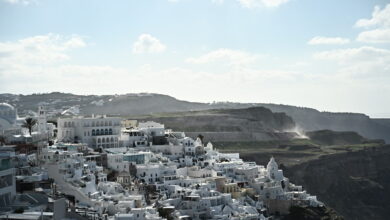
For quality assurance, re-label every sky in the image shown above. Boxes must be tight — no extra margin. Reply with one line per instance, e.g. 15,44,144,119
0,0,390,117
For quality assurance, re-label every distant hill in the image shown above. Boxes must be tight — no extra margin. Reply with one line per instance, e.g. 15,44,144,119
133,107,298,142
1,92,389,142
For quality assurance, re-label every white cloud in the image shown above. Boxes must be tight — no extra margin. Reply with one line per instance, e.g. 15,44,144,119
0,33,86,66
355,4,390,43
314,46,390,62
357,28,390,43
355,4,390,28
186,48,258,66
314,46,390,78
237,0,289,8
2,0,36,5
308,36,350,45
132,34,166,54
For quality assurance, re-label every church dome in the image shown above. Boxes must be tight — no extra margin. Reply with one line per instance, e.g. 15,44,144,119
0,103,17,126
0,103,15,111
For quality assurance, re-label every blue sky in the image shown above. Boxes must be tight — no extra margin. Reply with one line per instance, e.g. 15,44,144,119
0,0,390,117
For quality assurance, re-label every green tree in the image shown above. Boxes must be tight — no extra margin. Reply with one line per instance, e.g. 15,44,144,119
22,117,37,135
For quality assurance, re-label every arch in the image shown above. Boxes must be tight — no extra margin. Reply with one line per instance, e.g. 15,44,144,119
92,129,95,136
100,129,104,135
106,137,110,143
95,129,100,135
105,129,108,135
105,121,108,126
109,128,113,135
98,138,101,143
102,138,105,143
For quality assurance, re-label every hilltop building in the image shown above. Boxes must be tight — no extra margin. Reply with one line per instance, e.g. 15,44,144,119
57,115,121,148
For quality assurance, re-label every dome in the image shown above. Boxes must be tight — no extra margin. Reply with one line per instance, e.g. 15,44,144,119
0,103,15,111
0,103,17,125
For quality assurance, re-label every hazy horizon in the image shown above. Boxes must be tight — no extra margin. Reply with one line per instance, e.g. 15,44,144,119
1,91,390,118
1,0,390,118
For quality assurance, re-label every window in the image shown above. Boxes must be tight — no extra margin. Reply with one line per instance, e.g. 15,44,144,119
105,129,108,135
109,128,113,135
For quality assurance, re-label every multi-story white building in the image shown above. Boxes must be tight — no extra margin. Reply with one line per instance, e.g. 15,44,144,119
57,115,122,149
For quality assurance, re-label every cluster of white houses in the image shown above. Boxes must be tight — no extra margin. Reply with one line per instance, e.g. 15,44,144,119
0,103,323,220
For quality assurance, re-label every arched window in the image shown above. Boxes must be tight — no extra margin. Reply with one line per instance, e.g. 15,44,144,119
95,129,100,135
105,129,108,135
109,121,112,126
102,138,105,143
109,128,112,135
98,138,101,143
100,121,104,126
100,129,104,135
111,137,114,142
106,137,109,143
92,121,95,127
105,121,108,126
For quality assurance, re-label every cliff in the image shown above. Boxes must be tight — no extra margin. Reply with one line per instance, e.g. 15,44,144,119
283,145,390,220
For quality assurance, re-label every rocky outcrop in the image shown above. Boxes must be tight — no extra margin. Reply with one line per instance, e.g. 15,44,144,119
305,130,384,146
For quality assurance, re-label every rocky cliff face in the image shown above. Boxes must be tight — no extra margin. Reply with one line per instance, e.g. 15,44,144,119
283,145,390,220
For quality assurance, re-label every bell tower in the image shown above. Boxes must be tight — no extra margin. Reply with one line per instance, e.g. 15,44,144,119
37,106,47,134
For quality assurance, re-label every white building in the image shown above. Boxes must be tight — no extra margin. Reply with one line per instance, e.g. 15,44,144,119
120,129,148,148
57,115,121,148
138,121,165,137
